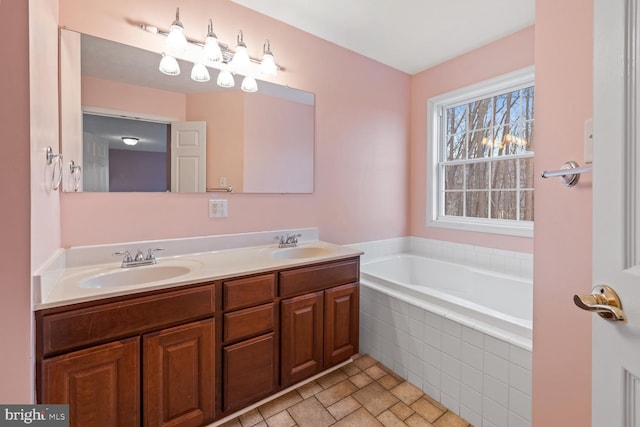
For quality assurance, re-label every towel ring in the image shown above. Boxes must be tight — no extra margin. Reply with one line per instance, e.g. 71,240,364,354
69,160,82,192
46,146,63,191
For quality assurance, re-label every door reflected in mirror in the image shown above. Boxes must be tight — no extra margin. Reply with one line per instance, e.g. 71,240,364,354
83,114,170,192
60,30,315,193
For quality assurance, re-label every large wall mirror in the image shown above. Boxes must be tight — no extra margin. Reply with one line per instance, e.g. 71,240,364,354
59,29,315,193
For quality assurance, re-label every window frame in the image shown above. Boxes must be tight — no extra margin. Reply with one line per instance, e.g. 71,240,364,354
426,66,535,238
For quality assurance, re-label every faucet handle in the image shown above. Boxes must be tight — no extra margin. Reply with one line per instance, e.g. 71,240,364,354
146,247,164,261
286,233,302,244
274,235,285,246
113,250,133,263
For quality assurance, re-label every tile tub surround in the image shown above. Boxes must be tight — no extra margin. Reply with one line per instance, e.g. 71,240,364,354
217,354,471,427
349,237,533,426
360,287,532,427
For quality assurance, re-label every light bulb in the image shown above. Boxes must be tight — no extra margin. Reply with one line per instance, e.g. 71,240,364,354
259,41,278,76
191,63,210,82
230,30,250,73
241,75,258,93
166,8,188,51
159,54,180,75
203,20,223,63
217,69,235,88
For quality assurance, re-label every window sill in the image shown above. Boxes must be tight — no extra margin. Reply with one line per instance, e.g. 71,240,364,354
428,216,534,238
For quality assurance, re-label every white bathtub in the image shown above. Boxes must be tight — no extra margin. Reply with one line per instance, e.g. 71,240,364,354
356,244,533,426
360,254,532,343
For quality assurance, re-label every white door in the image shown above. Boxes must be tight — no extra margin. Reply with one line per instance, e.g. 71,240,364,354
82,131,109,192
590,0,640,425
170,121,207,192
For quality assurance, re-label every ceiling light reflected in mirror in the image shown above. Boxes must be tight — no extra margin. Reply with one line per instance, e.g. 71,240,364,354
121,137,140,146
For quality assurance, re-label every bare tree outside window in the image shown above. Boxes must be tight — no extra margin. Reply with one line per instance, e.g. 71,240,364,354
441,86,534,222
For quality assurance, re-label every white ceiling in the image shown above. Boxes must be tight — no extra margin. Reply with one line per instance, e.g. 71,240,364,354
231,0,535,75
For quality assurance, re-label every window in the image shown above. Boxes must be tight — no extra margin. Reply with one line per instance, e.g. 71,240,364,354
427,67,534,237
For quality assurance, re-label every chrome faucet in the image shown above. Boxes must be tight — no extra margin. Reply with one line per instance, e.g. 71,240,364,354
275,233,302,248
114,248,164,268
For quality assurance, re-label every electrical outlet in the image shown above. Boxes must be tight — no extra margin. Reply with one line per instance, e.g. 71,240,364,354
209,200,228,218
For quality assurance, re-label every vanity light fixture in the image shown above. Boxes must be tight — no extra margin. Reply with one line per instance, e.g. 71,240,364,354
166,7,188,51
140,9,284,90
229,30,251,73
203,19,223,63
191,62,210,82
217,69,235,88
241,75,258,93
159,53,180,75
259,40,278,76
121,137,139,146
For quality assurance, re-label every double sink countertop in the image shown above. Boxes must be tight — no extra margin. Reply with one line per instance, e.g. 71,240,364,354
35,238,363,310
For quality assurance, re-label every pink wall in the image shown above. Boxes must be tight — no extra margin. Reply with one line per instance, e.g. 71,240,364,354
0,0,34,403
532,1,593,425
82,75,186,120
410,26,535,253
186,91,245,190
25,0,63,402
243,94,314,193
58,0,411,246
30,0,62,270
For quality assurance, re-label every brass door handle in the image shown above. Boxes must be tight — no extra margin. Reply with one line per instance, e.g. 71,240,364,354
574,285,627,322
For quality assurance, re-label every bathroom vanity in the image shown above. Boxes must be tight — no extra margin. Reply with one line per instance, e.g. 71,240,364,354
34,238,360,426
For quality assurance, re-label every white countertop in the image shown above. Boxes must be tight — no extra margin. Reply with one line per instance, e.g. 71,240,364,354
35,240,363,310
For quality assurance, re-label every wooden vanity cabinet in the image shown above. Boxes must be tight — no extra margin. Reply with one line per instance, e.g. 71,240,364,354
41,337,141,426
280,291,324,385
37,255,361,425
36,284,216,427
280,259,360,388
220,274,278,414
144,318,215,427
324,283,360,366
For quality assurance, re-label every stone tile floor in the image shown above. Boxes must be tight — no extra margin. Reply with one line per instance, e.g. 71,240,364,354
219,354,472,427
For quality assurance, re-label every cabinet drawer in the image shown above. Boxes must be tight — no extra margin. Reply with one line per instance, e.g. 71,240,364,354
40,284,215,356
223,303,275,342
223,274,275,310
279,258,359,298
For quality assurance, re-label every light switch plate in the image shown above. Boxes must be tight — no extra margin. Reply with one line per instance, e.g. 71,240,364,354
209,200,228,218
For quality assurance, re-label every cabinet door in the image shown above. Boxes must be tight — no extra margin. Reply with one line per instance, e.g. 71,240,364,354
223,333,276,412
41,337,140,427
144,318,215,427
324,283,360,367
280,291,324,387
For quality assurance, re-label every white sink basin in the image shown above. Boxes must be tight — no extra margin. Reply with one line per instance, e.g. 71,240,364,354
78,262,199,289
271,245,336,259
